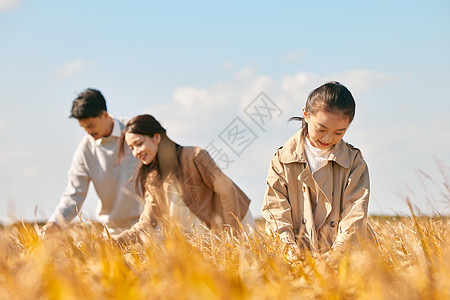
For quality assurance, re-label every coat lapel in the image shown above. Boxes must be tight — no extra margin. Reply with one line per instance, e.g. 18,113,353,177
312,164,333,230
312,140,351,230
298,169,318,251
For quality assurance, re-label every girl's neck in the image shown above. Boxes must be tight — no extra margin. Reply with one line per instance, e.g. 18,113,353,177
304,135,333,154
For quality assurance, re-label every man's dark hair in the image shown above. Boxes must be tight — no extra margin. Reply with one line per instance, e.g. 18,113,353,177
70,88,107,119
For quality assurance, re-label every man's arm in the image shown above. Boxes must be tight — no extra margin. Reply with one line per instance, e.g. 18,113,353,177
42,140,91,233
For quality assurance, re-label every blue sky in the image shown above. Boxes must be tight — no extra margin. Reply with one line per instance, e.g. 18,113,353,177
1,0,450,223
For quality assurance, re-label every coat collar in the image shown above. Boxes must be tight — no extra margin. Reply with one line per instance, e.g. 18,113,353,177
279,128,351,169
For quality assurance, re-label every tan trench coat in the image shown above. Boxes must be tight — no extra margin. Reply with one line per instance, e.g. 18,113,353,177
116,146,251,242
262,129,371,254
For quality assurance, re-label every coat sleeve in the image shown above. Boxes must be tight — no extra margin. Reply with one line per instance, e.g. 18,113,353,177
194,149,250,227
333,150,370,249
48,141,91,224
261,150,296,243
114,191,160,244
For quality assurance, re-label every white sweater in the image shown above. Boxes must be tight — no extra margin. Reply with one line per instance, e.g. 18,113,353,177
303,136,334,173
48,117,143,232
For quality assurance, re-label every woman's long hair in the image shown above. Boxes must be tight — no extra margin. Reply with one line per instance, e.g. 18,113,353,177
119,114,180,197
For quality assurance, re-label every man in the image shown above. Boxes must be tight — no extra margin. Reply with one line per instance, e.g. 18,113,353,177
41,88,142,235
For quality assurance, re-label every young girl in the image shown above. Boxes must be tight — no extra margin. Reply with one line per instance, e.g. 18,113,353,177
262,81,372,258
115,114,254,243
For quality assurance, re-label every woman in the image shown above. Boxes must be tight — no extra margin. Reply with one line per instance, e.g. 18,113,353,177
115,114,254,243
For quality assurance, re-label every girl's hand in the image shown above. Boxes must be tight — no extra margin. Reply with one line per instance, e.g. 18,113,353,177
282,238,303,263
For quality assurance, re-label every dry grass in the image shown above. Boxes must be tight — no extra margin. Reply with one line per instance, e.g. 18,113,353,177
0,213,449,300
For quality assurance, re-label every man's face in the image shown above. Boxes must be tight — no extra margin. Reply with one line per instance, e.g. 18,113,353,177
77,112,110,140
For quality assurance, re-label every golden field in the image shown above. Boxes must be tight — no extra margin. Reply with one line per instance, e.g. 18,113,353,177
0,212,449,300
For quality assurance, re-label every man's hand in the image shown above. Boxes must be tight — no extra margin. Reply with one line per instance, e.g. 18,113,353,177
40,222,61,237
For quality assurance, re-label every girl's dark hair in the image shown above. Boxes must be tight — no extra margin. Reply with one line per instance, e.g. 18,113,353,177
119,114,180,197
289,81,356,131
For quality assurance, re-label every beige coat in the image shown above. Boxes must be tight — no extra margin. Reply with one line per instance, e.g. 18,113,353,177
262,129,371,254
116,146,251,242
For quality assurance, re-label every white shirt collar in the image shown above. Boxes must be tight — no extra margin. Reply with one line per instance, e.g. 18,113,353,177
96,117,120,145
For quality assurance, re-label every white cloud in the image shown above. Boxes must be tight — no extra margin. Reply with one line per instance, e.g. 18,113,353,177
162,68,389,138
149,72,277,139
280,69,392,97
53,60,89,78
284,50,307,62
143,67,407,215
333,69,393,94
150,68,393,140
0,120,9,134
243,74,273,98
372,112,450,156
22,166,37,177
220,61,234,71
233,67,254,80
352,109,450,160
173,86,210,109
0,0,20,12
280,71,321,95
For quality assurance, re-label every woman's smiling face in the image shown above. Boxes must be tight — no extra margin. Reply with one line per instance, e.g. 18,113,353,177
303,108,351,150
125,132,161,165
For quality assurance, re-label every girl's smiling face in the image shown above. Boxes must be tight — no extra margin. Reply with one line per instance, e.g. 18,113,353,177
125,132,161,165
303,108,351,150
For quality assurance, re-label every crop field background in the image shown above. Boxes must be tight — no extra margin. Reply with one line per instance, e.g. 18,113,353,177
0,211,449,300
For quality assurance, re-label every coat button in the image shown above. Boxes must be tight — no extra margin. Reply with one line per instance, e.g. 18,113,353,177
302,218,307,225
302,186,306,192
330,221,336,228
